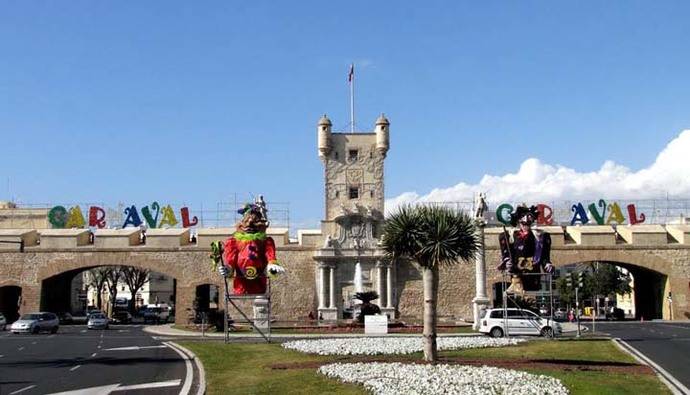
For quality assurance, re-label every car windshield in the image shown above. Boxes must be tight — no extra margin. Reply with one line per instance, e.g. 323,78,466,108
20,314,41,320
90,314,106,319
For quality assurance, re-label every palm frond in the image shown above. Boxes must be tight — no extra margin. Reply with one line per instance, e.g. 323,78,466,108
382,204,479,269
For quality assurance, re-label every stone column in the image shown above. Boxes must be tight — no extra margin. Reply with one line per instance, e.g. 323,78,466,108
472,221,490,330
376,261,385,305
329,265,336,309
386,265,393,309
318,263,326,310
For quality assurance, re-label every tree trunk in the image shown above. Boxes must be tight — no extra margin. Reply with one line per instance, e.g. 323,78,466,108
422,264,439,363
96,286,103,310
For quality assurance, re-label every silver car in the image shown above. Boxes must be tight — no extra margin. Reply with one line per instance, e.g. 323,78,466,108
11,312,59,334
87,313,109,330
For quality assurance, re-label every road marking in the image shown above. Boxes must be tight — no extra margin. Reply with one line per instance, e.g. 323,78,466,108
660,324,690,331
91,352,97,357
31,341,37,345
9,385,36,394
45,380,180,395
70,364,81,372
104,345,167,351
80,330,87,333
164,342,193,395
115,379,181,391
48,335,55,338
0,354,4,358
614,338,690,395
17,346,24,351
47,384,119,395
117,330,129,333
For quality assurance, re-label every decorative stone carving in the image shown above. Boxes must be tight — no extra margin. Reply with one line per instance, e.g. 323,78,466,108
335,205,383,250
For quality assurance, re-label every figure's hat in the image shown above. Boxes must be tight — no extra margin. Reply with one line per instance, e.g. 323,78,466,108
509,204,539,227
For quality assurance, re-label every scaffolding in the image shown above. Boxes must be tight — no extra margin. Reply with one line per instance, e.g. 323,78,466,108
222,275,272,343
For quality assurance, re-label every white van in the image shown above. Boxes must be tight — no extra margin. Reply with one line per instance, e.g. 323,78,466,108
479,308,561,338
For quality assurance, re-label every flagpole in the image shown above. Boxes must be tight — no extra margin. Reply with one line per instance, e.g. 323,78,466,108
350,63,355,132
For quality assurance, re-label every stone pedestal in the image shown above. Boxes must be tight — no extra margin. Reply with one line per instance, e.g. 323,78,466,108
253,298,270,330
319,307,338,321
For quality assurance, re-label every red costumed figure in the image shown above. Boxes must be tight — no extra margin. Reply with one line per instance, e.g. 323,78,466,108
211,196,285,295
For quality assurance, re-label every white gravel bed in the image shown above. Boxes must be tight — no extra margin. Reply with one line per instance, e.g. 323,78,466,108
282,336,525,356
319,362,569,395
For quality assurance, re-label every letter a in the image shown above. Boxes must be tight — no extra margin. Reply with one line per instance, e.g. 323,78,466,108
122,205,143,228
570,203,589,225
66,206,86,228
606,202,625,225
158,205,179,228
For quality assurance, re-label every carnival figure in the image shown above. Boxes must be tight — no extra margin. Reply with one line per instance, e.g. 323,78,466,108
497,204,554,295
209,196,285,295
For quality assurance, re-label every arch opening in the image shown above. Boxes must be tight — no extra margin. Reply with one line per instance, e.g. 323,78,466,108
0,286,22,323
40,265,178,322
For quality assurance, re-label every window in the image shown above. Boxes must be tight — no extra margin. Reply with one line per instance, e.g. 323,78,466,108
489,310,503,319
348,149,358,161
349,187,359,199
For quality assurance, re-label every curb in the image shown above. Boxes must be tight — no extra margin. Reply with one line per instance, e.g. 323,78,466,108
612,338,689,395
166,341,207,395
143,324,482,339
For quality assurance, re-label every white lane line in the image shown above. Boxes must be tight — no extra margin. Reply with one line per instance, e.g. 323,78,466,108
91,352,97,357
17,346,24,351
70,365,81,372
164,342,192,395
172,342,206,395
80,329,86,333
48,334,55,338
614,338,690,395
115,379,181,391
31,341,37,345
9,385,36,394
104,345,167,351
0,354,4,358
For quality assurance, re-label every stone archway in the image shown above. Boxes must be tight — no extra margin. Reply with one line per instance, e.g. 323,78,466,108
551,251,673,320
0,284,22,323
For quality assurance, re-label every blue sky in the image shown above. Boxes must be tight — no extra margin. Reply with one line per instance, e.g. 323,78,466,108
2,2,690,229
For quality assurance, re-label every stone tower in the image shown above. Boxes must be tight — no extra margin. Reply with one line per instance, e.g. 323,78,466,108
315,115,394,321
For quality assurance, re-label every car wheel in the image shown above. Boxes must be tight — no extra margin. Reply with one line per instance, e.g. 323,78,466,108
490,327,504,338
540,327,554,338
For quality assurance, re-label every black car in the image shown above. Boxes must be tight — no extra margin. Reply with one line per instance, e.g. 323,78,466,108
606,307,626,321
57,312,73,325
112,311,132,324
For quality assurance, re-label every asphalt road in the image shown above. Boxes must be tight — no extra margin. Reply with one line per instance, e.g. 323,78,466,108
0,325,192,395
584,321,690,390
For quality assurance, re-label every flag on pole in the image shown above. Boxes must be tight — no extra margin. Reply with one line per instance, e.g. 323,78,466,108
348,63,354,83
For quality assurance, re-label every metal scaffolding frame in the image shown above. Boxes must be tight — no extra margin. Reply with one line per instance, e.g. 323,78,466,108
222,275,272,344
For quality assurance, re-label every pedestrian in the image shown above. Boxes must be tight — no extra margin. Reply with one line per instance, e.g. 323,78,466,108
568,310,574,323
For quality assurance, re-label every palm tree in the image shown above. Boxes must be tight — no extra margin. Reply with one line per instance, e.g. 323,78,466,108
382,205,478,362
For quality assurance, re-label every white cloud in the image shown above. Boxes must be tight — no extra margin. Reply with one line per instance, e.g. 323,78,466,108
385,130,690,215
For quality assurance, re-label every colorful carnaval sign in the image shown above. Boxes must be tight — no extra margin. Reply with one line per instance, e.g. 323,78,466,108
495,200,646,226
47,203,199,229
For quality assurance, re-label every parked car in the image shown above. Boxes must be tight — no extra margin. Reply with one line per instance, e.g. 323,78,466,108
606,307,625,321
10,312,59,334
143,305,170,324
87,313,109,330
479,308,562,338
112,311,132,324
57,312,74,325
553,308,568,321
87,310,105,319
0,313,6,330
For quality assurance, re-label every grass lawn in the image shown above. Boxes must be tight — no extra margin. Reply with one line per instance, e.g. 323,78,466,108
181,339,670,395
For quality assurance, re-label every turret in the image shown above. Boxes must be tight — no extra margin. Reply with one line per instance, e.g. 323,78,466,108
375,113,390,157
317,114,332,159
